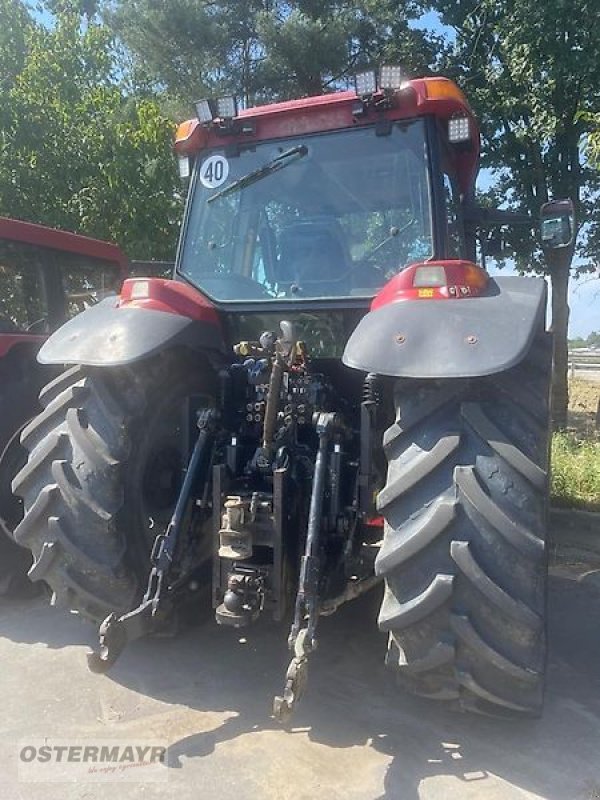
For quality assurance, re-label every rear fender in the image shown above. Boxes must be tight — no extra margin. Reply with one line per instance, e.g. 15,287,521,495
342,276,547,378
38,278,226,367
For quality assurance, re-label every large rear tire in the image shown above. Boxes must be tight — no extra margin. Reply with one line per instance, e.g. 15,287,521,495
12,352,214,622
375,336,551,716
0,364,46,597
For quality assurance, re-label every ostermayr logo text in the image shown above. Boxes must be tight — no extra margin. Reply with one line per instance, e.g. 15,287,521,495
18,739,169,783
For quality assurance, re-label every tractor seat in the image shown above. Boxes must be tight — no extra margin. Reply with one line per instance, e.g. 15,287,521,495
277,222,348,293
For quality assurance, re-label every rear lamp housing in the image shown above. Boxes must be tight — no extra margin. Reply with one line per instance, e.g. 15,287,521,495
118,278,221,326
371,261,489,309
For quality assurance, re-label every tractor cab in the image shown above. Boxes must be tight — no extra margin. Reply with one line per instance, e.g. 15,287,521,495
179,118,433,302
175,72,480,315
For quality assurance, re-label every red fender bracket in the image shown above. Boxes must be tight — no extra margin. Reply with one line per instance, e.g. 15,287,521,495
119,277,222,328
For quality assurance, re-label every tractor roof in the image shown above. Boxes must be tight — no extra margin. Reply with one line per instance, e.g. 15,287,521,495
0,217,128,271
175,77,479,194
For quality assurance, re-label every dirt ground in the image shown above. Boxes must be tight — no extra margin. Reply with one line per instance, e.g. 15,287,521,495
1,552,600,800
568,377,599,436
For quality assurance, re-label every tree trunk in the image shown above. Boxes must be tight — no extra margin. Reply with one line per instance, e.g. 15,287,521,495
550,265,570,429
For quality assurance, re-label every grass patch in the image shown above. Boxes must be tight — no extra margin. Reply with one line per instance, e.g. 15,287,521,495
568,378,599,438
551,431,600,510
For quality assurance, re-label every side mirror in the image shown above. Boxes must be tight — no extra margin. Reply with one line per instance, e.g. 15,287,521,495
540,199,575,250
540,199,576,271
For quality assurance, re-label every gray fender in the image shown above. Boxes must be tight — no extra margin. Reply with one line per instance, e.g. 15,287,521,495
38,297,226,367
342,276,547,378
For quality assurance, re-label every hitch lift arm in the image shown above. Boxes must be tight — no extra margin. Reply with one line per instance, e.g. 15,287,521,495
87,407,218,673
273,411,338,722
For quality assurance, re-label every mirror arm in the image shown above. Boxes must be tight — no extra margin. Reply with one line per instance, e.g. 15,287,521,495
463,202,533,228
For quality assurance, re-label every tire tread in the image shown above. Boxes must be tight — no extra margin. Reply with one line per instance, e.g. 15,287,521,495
376,335,551,716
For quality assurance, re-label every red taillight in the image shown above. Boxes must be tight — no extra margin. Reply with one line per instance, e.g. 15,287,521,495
371,260,489,310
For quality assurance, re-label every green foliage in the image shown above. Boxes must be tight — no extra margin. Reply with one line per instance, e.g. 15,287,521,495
588,121,600,166
426,0,600,428
569,331,600,349
0,247,46,331
0,0,32,89
569,337,587,349
255,7,358,99
551,431,600,510
253,2,442,100
0,6,180,258
103,1,440,108
430,0,600,271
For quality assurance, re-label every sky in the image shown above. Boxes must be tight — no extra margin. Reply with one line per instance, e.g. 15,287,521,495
565,276,599,337
483,263,599,338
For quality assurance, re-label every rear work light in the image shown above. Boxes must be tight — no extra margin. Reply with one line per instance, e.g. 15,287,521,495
371,261,489,309
448,114,471,143
354,70,378,98
194,98,214,124
216,95,237,120
379,65,407,91
194,95,239,125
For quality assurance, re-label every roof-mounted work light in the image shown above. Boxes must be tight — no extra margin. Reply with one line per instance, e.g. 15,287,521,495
194,98,214,124
216,95,238,120
354,70,377,98
379,65,406,91
448,114,471,143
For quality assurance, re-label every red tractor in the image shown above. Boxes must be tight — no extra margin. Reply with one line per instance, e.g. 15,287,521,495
0,218,128,594
12,71,567,719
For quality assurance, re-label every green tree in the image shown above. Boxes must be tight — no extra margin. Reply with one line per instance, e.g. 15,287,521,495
0,0,32,89
103,1,439,108
0,4,180,259
427,0,600,428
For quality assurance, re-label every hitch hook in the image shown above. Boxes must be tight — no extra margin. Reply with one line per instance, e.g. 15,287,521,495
86,601,156,674
272,629,311,723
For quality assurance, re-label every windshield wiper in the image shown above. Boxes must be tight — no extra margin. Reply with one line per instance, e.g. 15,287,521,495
208,145,308,204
